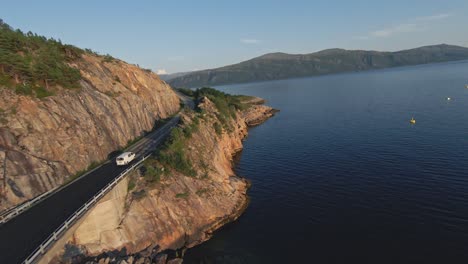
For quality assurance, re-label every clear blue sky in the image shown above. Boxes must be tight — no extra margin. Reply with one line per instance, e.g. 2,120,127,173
2,0,468,73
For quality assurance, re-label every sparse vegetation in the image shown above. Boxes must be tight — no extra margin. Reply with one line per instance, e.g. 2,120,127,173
196,188,209,197
153,87,250,177
192,87,248,131
144,164,163,183
199,160,210,179
102,54,115,63
35,86,54,98
213,122,222,135
175,191,189,199
127,178,136,191
14,84,33,95
158,126,197,177
176,87,195,97
132,189,146,200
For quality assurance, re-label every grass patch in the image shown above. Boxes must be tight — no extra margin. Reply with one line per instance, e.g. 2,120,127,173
0,74,11,86
175,191,189,199
156,115,200,178
132,189,146,200
196,188,209,197
154,87,248,178
158,126,197,177
15,84,33,96
35,86,54,98
176,88,195,97
144,164,163,183
191,87,249,131
102,54,115,63
199,160,210,179
127,178,136,191
213,122,222,135
233,94,256,101
15,84,55,98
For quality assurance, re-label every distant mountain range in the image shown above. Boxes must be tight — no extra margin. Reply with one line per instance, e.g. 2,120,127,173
167,44,468,88
159,71,192,81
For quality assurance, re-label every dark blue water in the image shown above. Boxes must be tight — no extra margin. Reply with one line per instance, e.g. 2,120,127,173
184,61,468,264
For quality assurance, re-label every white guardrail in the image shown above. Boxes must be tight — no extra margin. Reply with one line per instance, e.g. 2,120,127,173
0,188,56,225
0,117,178,226
22,154,151,264
0,162,104,225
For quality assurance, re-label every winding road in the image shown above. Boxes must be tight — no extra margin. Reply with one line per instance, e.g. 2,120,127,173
0,92,193,264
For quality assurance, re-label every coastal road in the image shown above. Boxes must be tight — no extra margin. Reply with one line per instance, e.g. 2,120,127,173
0,93,193,264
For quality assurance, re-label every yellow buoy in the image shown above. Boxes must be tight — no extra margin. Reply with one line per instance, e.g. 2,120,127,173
410,117,416,124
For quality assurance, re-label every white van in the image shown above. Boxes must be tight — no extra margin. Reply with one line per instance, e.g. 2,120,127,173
116,152,136,166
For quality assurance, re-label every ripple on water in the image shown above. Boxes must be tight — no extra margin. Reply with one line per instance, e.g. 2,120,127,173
185,61,468,264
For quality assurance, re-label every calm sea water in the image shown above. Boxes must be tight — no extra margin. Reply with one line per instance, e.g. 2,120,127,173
184,61,468,264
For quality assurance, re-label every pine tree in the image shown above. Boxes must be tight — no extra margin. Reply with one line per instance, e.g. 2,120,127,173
0,19,83,92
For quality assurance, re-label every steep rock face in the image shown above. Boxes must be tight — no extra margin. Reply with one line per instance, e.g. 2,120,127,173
63,98,276,258
0,54,180,210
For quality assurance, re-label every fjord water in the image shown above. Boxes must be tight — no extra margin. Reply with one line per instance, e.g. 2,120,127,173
185,61,468,264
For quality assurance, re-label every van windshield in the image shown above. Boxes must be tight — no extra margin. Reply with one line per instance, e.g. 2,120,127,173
117,158,124,161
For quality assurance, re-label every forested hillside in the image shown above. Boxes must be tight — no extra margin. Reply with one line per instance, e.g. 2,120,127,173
0,19,82,97
168,44,468,88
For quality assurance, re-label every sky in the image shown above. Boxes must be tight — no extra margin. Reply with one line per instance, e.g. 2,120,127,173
2,0,468,74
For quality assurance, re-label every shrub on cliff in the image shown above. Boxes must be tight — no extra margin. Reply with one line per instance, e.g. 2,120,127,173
144,164,164,183
176,87,195,97
151,88,246,179
192,87,249,131
158,127,197,177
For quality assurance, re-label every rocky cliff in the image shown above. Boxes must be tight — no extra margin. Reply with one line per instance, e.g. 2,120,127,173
58,96,277,262
0,54,180,210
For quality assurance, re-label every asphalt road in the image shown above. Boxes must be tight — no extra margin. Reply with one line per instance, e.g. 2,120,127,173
0,94,191,263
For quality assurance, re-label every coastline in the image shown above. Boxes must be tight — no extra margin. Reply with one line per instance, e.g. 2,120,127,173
55,96,278,264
